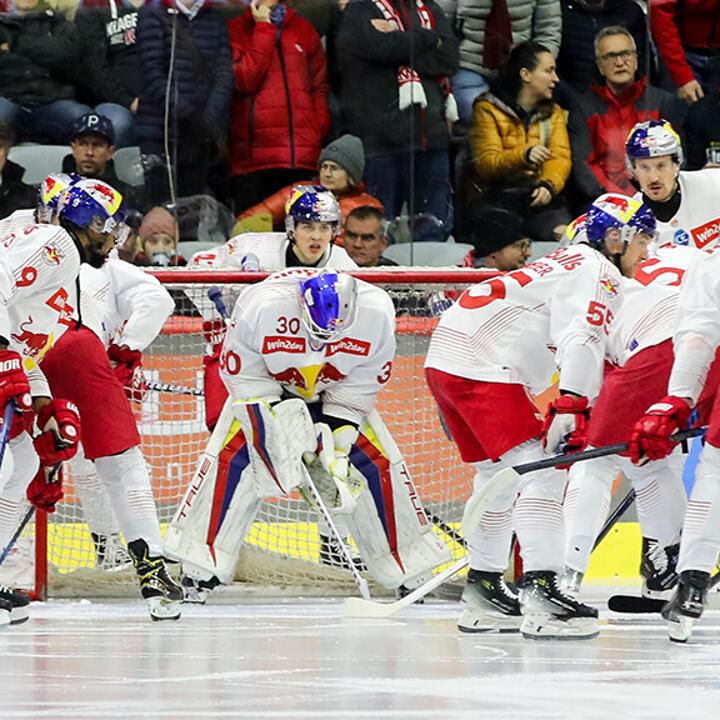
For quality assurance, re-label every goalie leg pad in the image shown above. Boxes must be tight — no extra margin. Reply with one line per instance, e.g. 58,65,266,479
342,411,451,589
164,400,262,584
232,398,317,496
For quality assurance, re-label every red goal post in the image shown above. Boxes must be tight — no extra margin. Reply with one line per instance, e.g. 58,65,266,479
11,267,500,600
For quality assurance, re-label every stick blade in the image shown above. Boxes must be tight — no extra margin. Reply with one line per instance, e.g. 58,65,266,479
342,596,400,619
607,595,665,613
461,466,521,538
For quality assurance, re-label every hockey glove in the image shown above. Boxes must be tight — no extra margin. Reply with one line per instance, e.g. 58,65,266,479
33,399,81,465
0,349,32,415
628,396,692,466
202,319,227,353
108,343,148,402
27,463,64,513
541,395,590,458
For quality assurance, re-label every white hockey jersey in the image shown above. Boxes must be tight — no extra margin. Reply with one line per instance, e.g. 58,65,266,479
605,245,700,367
0,222,80,395
668,250,720,403
634,170,720,250
425,244,624,398
189,232,357,271
80,259,175,350
220,268,395,425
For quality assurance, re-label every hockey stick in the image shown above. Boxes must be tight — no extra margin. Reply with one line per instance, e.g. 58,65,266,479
146,381,203,397
593,488,636,549
342,555,469,618
0,401,14,472
300,464,371,601
461,427,707,539
608,572,720,613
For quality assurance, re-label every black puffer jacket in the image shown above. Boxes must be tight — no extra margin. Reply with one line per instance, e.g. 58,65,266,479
556,0,649,93
0,10,80,107
0,159,35,220
336,0,459,156
134,3,233,147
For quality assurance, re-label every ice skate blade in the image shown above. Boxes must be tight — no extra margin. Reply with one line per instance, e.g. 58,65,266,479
458,607,521,633
10,607,29,625
667,616,694,643
520,613,599,640
147,596,181,621
182,591,208,605
0,609,10,628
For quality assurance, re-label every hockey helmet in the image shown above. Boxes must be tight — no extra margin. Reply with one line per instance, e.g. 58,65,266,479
298,271,358,344
285,185,341,237
36,172,80,223
582,193,656,250
625,120,683,173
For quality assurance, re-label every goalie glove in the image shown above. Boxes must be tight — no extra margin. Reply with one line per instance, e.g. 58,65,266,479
628,396,692,466
541,394,590,458
27,463,64,513
33,399,81,466
108,343,148,402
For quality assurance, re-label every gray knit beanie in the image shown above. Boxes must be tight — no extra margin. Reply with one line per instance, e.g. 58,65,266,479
319,134,365,185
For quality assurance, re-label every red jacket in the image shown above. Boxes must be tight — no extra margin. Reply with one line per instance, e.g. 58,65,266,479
227,8,329,176
650,0,720,88
237,177,384,244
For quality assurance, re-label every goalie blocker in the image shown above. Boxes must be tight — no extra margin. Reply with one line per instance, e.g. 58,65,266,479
163,399,450,590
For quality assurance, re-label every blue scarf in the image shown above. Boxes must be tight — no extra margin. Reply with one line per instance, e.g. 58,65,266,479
270,1,286,39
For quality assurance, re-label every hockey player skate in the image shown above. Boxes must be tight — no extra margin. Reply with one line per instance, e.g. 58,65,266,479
91,533,133,571
128,539,183,620
662,570,709,643
641,538,679,600
560,568,584,597
517,571,599,639
457,569,522,633
0,585,29,625
181,575,220,604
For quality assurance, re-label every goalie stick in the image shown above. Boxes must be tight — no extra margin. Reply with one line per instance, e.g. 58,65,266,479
461,427,707,539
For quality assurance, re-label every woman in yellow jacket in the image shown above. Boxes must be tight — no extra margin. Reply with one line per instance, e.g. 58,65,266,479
468,41,572,243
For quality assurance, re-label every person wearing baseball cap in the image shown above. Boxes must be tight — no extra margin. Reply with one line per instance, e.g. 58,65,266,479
62,112,141,211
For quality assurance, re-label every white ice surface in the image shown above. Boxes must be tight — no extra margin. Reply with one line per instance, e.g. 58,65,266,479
2,594,720,719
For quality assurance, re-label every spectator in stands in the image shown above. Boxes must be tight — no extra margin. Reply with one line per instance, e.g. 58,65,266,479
343,205,397,267
555,0,649,102
135,0,233,206
437,0,561,124
650,0,720,106
466,205,532,270
0,0,90,143
685,83,720,168
134,205,186,266
74,0,147,148
236,134,384,243
227,0,328,214
62,112,142,210
567,26,684,210
337,0,459,243
0,119,34,218
469,41,571,242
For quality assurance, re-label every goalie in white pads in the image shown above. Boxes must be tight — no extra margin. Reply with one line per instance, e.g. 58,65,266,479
425,194,656,640
164,269,450,598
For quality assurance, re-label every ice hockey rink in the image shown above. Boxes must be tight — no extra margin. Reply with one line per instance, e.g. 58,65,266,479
3,589,720,720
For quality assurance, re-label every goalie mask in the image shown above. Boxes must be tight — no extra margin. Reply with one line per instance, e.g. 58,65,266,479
299,271,358,345
285,185,342,239
625,120,683,174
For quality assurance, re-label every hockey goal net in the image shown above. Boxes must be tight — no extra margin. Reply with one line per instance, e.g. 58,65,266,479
3,268,499,599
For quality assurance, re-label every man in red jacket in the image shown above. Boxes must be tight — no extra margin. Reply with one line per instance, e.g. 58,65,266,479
650,0,720,105
227,0,329,214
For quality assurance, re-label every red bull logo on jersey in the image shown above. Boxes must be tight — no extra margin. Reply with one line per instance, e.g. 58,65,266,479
691,219,720,248
262,336,306,354
326,338,370,357
316,362,346,385
599,276,620,296
269,367,309,390
43,244,64,266
11,317,49,356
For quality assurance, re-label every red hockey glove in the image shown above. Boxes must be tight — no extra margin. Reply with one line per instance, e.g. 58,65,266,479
108,343,148,402
628,396,692,466
0,349,32,414
27,463,64,513
541,395,590,458
33,399,81,465
202,319,226,351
